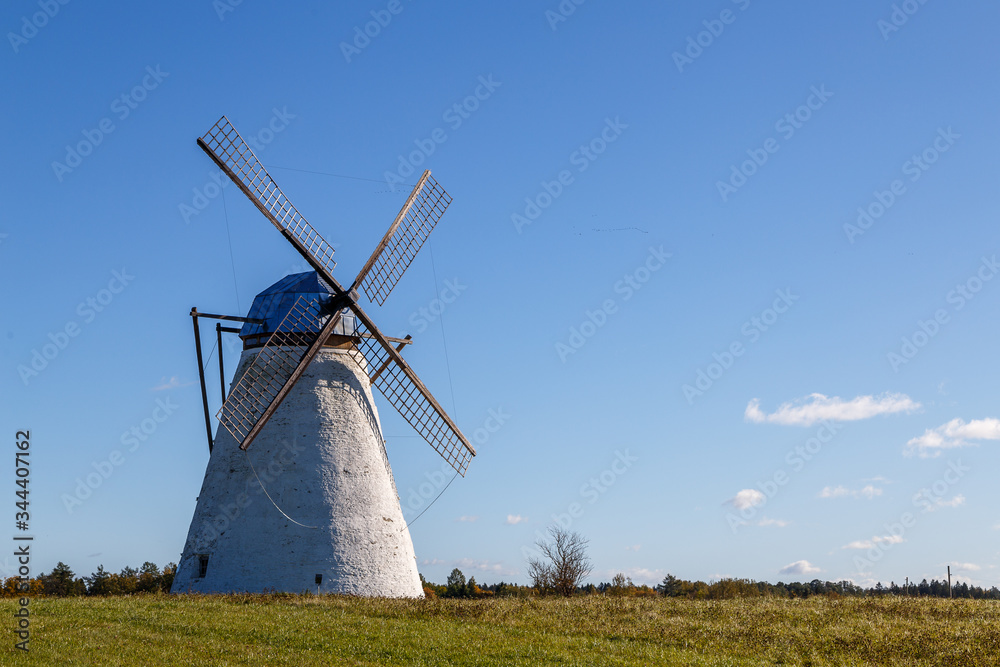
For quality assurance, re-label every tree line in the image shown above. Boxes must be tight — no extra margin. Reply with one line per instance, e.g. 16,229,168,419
420,570,1000,601
7,560,999,601
1,562,175,597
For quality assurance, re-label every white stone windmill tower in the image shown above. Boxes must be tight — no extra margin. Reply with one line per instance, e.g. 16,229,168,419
171,117,475,596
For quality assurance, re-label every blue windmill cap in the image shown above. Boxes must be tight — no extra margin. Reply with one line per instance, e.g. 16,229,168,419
240,271,355,338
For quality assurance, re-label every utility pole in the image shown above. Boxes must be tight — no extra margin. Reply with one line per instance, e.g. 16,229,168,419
947,566,952,598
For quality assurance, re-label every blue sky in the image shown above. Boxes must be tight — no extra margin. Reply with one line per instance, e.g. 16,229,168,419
2,0,999,589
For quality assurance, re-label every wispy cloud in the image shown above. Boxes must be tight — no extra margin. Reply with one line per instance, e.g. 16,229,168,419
863,475,892,484
842,535,904,550
505,514,528,525
595,567,665,586
819,484,882,500
151,376,194,391
746,393,919,427
454,558,519,576
935,495,966,509
421,558,519,577
905,417,1000,458
624,544,642,552
779,560,821,576
726,489,765,511
757,517,790,528
456,515,478,523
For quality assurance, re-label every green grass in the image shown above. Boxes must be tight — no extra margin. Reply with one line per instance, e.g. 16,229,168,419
2,595,999,666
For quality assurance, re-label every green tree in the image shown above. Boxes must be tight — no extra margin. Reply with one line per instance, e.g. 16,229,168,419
117,566,138,595
86,565,111,596
43,562,81,596
608,573,631,597
137,562,161,593
160,563,177,592
657,574,682,597
445,568,467,598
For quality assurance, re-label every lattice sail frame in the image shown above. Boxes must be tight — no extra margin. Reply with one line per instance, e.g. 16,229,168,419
199,116,475,473
199,117,337,275
345,304,475,475
217,296,336,448
353,171,453,306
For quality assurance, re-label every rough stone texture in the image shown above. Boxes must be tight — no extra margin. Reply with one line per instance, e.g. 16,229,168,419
171,347,424,597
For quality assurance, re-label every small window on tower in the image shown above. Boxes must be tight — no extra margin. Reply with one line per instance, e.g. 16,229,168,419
198,555,209,578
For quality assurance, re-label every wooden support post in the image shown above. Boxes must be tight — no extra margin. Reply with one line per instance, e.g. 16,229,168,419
948,566,952,598
191,308,213,454
216,323,226,403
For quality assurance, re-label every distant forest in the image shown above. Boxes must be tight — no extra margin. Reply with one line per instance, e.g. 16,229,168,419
423,570,1000,600
4,563,997,600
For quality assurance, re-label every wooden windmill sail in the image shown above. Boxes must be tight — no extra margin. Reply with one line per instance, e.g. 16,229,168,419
172,117,474,596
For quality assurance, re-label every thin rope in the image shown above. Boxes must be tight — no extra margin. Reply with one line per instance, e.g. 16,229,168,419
201,338,218,372
401,470,459,530
243,450,319,529
264,164,417,188
397,243,463,531
221,187,242,313
428,242,458,418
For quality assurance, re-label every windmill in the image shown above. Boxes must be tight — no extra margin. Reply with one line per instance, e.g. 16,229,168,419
171,117,474,596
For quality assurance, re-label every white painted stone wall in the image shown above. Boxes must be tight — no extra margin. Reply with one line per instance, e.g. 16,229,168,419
171,347,424,597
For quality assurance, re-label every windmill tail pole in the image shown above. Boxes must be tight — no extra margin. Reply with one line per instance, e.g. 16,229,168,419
191,308,214,453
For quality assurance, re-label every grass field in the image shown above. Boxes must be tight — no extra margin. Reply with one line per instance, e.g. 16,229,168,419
2,594,999,666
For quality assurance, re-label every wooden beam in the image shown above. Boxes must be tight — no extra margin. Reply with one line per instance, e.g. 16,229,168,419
190,308,213,454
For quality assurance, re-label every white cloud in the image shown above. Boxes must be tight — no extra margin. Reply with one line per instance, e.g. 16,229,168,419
905,418,1000,457
745,393,920,427
863,475,892,484
456,515,478,523
505,514,528,525
595,567,665,586
842,534,904,550
843,540,874,550
624,544,641,552
420,558,519,578
819,484,882,500
151,376,194,391
993,523,1000,531
453,558,519,576
916,493,966,512
779,560,821,576
727,489,765,511
936,495,966,509
757,517,789,528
